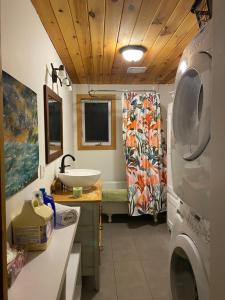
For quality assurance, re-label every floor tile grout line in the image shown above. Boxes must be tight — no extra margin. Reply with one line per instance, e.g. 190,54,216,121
111,234,140,263
112,259,119,300
107,223,119,300
110,223,144,300
132,228,155,300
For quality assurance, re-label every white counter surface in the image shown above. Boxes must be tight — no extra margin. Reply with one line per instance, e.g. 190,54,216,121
8,207,80,300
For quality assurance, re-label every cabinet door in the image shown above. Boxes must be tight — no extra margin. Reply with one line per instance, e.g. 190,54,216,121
74,202,100,278
79,204,94,226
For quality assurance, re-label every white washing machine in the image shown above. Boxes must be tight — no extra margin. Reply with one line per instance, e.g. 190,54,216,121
167,191,180,231
169,202,210,300
167,102,180,230
172,21,212,219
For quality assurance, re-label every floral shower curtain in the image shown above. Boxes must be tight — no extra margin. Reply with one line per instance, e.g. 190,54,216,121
122,92,167,217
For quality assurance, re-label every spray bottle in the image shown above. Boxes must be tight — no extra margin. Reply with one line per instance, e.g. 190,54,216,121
40,188,56,227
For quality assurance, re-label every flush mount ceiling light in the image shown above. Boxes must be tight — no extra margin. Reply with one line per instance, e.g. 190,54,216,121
120,45,147,62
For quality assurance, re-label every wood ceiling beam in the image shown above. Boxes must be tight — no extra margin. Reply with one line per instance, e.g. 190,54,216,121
162,67,178,83
68,0,94,84
111,0,142,83
31,0,79,83
50,0,86,83
148,14,198,83
87,0,106,84
153,28,197,84
129,0,162,45
121,16,198,84
115,0,179,81
141,0,180,58
121,0,163,84
142,0,195,71
103,0,124,84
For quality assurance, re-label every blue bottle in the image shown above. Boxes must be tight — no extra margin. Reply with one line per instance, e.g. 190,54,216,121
40,188,56,227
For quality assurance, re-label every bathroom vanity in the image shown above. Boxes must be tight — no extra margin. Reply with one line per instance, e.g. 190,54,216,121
53,181,102,291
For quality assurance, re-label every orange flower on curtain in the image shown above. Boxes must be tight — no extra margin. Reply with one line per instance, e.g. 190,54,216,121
122,92,167,216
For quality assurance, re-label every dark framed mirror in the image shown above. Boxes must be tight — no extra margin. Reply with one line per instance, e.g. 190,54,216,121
44,85,63,163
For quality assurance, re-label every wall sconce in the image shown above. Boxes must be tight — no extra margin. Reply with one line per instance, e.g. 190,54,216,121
51,63,72,91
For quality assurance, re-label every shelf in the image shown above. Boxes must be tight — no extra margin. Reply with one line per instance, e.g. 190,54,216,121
8,207,80,300
64,243,81,300
74,284,82,300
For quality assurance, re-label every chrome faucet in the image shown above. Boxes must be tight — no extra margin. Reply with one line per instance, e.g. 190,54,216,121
59,154,76,173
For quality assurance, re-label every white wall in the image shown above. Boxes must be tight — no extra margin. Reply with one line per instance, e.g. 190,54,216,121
73,84,174,185
1,0,74,228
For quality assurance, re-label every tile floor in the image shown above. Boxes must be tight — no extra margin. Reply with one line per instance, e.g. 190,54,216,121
82,214,171,300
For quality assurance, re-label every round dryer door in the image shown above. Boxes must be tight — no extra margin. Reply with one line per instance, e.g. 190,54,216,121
170,234,209,300
173,51,211,161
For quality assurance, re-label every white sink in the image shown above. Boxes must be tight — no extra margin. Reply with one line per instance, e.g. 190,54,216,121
58,169,101,188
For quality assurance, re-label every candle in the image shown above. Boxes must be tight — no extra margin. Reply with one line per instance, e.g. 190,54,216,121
73,187,82,198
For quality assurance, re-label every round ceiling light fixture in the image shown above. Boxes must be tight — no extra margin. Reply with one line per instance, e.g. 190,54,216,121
120,45,147,62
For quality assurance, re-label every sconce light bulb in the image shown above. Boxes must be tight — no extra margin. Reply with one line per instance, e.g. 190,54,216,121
58,69,66,80
67,85,72,91
63,78,70,86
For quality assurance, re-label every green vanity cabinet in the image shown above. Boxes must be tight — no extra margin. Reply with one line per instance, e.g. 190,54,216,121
53,182,102,291
74,201,100,290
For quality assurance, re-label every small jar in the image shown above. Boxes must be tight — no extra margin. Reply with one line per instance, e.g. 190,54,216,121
73,187,82,198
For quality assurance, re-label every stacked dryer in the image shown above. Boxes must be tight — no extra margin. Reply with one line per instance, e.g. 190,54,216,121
169,21,211,300
167,102,180,231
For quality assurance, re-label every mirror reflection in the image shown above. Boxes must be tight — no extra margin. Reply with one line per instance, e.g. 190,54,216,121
48,97,62,154
44,85,63,163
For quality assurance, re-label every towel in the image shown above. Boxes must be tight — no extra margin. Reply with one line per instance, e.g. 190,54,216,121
102,189,128,202
55,203,78,226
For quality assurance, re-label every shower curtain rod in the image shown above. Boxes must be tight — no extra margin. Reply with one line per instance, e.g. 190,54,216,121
88,89,159,97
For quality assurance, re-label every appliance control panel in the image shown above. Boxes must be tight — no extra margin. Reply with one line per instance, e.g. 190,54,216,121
180,202,210,243
186,211,210,243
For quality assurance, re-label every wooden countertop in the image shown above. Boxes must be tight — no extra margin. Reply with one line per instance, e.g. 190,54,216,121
52,181,102,204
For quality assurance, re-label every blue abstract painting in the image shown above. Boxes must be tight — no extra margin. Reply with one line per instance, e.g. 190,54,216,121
3,71,39,198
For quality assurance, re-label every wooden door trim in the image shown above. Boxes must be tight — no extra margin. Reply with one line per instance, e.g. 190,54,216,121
0,3,8,298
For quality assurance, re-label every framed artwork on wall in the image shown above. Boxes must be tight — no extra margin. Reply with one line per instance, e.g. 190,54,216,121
3,71,39,198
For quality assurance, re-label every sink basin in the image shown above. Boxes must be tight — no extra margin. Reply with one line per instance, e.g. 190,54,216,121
58,169,101,188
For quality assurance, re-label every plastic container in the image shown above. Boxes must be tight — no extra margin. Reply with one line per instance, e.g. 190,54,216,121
12,199,54,251
40,188,56,227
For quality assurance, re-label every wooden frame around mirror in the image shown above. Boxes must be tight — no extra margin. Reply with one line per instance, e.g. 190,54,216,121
44,85,63,164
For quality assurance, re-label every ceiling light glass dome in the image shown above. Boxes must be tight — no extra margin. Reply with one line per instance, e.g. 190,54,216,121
120,45,147,62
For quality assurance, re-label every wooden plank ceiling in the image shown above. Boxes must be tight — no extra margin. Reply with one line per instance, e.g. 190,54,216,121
31,0,199,84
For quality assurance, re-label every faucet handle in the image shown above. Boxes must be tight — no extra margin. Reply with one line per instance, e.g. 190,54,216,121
59,164,70,171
